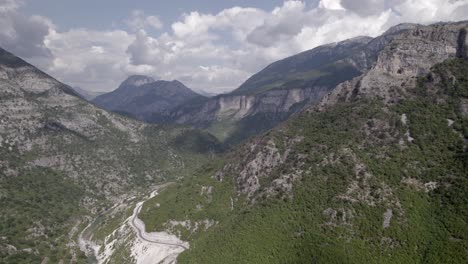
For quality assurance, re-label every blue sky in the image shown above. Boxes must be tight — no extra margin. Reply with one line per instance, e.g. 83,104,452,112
21,0,295,31
1,0,468,93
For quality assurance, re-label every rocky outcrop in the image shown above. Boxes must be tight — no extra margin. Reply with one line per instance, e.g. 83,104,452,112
214,136,304,200
317,21,468,109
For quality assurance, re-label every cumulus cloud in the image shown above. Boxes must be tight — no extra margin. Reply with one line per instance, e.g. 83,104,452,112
43,28,136,91
247,1,308,47
1,0,468,94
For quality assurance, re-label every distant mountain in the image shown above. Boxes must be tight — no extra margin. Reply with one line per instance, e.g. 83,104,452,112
232,35,373,96
72,86,105,100
93,75,205,123
169,24,419,145
196,90,219,97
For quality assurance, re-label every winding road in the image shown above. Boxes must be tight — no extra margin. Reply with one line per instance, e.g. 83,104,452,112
129,200,189,250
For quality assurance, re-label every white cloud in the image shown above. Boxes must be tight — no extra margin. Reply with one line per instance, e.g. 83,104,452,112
247,1,307,47
1,0,468,94
389,0,468,24
42,28,136,91
125,10,163,31
319,0,345,10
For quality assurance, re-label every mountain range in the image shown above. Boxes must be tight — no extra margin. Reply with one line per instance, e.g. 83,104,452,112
93,23,421,145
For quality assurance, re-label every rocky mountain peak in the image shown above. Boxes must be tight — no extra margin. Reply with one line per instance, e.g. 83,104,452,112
327,36,373,48
381,23,419,36
121,75,156,88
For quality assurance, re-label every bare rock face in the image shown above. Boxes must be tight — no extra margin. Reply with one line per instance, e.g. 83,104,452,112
174,86,329,125
374,23,463,76
318,21,468,109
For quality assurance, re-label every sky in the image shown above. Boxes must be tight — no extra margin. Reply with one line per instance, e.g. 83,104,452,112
1,0,468,94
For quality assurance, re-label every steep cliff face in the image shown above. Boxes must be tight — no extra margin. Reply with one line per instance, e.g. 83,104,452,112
174,86,328,124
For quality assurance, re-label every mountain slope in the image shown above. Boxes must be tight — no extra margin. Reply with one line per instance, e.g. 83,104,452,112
93,76,204,123
231,36,372,96
0,47,217,263
137,21,468,263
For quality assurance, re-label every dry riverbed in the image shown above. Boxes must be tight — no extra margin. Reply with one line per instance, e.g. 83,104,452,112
78,184,188,263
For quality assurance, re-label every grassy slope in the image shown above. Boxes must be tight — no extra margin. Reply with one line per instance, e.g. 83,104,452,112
141,59,468,263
